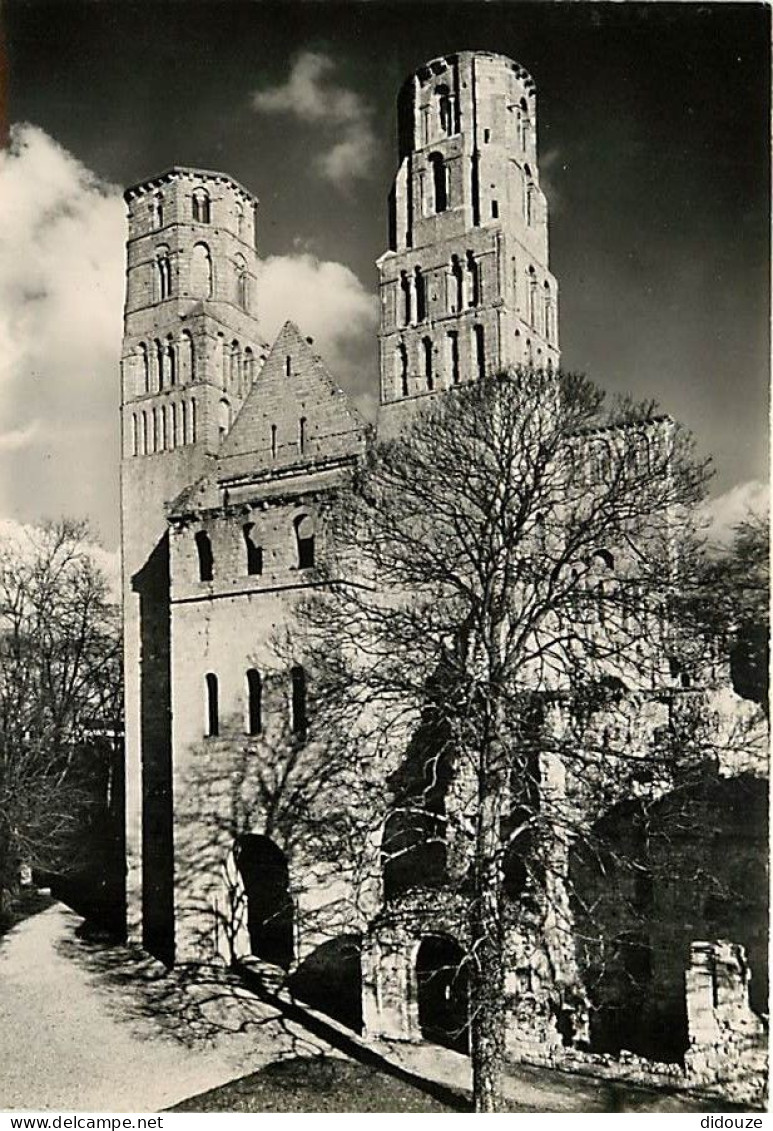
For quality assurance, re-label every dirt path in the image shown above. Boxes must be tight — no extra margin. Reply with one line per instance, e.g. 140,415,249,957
0,904,327,1112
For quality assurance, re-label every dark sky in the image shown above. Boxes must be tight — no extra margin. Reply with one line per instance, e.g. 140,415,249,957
2,0,770,542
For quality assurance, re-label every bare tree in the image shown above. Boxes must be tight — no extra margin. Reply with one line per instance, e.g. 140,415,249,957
0,520,122,910
287,367,722,1110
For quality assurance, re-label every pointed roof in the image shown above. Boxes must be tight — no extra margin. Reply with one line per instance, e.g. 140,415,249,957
218,321,368,476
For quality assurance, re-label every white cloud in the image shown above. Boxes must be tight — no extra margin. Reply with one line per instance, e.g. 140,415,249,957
251,52,376,185
259,252,378,389
0,124,125,543
699,479,770,545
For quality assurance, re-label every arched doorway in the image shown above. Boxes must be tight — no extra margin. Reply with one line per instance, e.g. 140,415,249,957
416,935,469,1054
234,834,294,969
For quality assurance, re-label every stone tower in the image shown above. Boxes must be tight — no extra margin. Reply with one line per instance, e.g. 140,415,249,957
377,51,560,433
120,167,266,960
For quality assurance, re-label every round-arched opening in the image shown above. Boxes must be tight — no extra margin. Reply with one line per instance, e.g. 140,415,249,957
416,934,469,1054
234,834,294,969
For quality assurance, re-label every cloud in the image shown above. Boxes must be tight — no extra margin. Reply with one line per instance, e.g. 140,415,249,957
699,479,769,545
251,52,376,186
0,124,125,544
259,252,378,403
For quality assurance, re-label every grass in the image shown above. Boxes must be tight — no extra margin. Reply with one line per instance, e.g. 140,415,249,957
0,886,53,939
168,1055,465,1113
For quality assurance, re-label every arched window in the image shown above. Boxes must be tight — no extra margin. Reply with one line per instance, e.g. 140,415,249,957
190,242,213,299
466,252,480,307
138,342,150,395
149,194,163,230
290,665,307,738
294,514,315,570
271,423,278,459
154,339,165,390
525,179,535,226
218,398,230,440
243,523,263,575
544,285,554,343
235,200,245,240
436,84,454,137
180,330,194,383
235,254,248,311
397,342,409,397
195,530,214,582
450,255,464,313
246,669,262,735
205,673,219,737
474,324,485,380
447,330,460,384
141,411,149,455
414,267,427,322
159,405,167,450
252,203,259,250
169,402,177,450
400,271,412,326
229,340,240,388
528,268,538,328
192,187,211,224
131,414,138,457
156,248,172,300
429,152,448,213
299,416,307,454
166,338,176,386
423,337,434,391
180,400,188,447
190,396,197,443
243,347,254,390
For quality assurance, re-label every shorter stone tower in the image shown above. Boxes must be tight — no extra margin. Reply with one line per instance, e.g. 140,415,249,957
377,52,560,433
120,167,267,959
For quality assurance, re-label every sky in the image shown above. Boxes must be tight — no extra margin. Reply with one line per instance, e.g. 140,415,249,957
0,0,769,550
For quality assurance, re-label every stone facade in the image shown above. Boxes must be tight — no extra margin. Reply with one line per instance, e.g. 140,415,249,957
120,51,767,1102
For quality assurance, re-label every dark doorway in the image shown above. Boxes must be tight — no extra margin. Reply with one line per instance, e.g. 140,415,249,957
235,835,294,969
416,935,469,1054
288,934,363,1032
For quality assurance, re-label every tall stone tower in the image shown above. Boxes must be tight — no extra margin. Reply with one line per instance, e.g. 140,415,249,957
377,52,559,433
120,167,266,960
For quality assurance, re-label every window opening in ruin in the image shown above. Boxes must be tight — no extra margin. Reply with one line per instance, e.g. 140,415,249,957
416,936,470,1054
234,835,294,967
139,342,150,394
436,85,454,137
271,424,278,459
235,201,245,240
218,398,230,441
414,267,427,321
190,397,197,443
429,152,448,213
166,339,176,386
246,669,262,735
243,523,263,576
294,514,315,570
299,416,307,454
141,411,149,455
156,251,172,301
491,199,499,219
474,323,485,380
195,530,214,582
290,665,307,738
285,354,291,377
150,193,163,230
484,128,491,143
205,672,219,737
398,342,409,397
423,337,434,391
190,242,213,299
450,255,464,313
447,330,460,384
467,252,480,307
192,187,211,224
400,271,412,325
131,414,138,457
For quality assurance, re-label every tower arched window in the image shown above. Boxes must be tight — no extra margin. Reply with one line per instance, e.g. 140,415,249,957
180,400,188,447
428,152,448,213
190,397,197,443
149,194,163,231
252,203,259,250
235,200,245,240
154,339,165,390
131,414,138,457
528,268,538,328
158,404,167,450
246,669,262,736
141,411,149,455
192,187,211,224
169,402,178,450
243,347,254,390
229,341,240,388
474,324,486,381
243,522,263,576
138,342,150,395
195,530,213,582
544,284,553,343
447,330,460,384
299,416,307,454
271,423,278,459
235,254,248,311
294,514,315,570
400,271,412,326
524,177,535,226
397,342,409,397
436,84,454,137
450,255,464,313
218,398,231,441
166,338,176,386
190,242,213,300
156,248,172,301
414,267,427,322
466,252,480,307
290,665,307,738
180,330,194,383
422,336,434,391
205,673,219,737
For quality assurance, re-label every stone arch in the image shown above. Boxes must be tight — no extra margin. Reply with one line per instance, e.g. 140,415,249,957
190,242,213,299
415,934,469,1053
233,834,294,969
